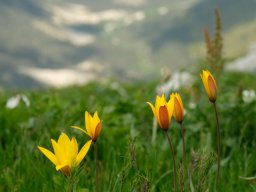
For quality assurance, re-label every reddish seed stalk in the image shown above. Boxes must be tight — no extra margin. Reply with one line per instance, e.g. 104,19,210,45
164,131,177,192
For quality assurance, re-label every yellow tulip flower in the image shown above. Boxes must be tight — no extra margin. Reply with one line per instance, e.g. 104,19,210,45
147,94,173,130
171,93,184,123
200,70,217,102
72,111,102,142
38,133,92,176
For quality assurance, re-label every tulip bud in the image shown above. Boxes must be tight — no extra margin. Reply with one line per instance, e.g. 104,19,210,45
200,70,217,102
171,93,184,123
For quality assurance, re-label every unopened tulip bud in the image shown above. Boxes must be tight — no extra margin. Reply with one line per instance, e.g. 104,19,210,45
200,70,217,102
171,93,184,124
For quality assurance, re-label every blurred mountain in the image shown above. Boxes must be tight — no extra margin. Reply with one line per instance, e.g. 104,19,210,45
0,0,256,88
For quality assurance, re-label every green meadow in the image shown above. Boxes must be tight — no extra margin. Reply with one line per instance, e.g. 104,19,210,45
1,0,256,191
1,69,256,191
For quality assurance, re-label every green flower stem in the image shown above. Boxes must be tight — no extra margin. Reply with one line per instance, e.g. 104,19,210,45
68,173,74,192
213,102,221,190
94,141,99,192
180,122,186,191
164,131,177,192
180,123,186,168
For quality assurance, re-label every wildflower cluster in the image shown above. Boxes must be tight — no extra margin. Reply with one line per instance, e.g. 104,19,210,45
147,70,219,191
38,111,102,191
38,69,220,191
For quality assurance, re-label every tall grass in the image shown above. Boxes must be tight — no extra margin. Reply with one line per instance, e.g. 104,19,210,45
0,72,256,191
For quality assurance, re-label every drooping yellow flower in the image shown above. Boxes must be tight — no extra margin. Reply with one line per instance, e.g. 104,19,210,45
147,94,173,130
171,93,184,124
200,70,217,102
38,133,92,176
72,111,102,142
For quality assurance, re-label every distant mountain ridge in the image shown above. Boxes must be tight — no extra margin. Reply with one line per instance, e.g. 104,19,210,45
0,0,255,88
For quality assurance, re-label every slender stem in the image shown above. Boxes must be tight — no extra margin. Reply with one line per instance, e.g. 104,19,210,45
68,173,74,192
213,102,221,190
164,131,177,192
180,123,186,169
180,122,186,192
94,142,99,192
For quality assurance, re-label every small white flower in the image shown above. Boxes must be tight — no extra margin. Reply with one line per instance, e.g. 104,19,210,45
188,102,196,109
6,95,20,109
157,72,193,95
21,95,30,107
242,89,255,103
6,94,30,109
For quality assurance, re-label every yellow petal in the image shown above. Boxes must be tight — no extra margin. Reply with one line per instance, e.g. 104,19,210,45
170,93,184,123
175,93,183,109
147,101,160,125
208,75,217,101
93,122,102,142
38,146,57,165
167,96,174,121
156,94,166,111
93,111,100,122
71,126,89,136
70,137,78,166
155,95,161,112
175,98,183,122
201,70,217,102
71,137,78,157
56,164,69,171
85,111,93,138
57,133,72,167
58,133,70,151
147,102,156,116
51,139,66,165
160,94,167,104
75,140,92,166
92,112,100,134
202,71,210,97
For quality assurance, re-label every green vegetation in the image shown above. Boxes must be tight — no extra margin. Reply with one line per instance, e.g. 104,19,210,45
0,7,254,191
0,70,256,191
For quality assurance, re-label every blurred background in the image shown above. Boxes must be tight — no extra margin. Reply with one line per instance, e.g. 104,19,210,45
0,0,256,89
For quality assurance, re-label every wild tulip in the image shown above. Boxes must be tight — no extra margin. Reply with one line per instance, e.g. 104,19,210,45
72,111,102,142
171,92,187,191
200,70,217,102
147,94,177,192
147,94,173,130
200,69,221,190
171,93,184,124
72,111,102,192
38,133,92,176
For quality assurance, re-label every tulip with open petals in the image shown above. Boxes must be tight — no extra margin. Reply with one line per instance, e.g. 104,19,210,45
147,94,173,130
38,133,92,176
201,70,217,102
72,111,102,142
171,93,184,124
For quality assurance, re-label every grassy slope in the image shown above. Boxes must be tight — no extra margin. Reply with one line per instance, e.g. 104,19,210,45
0,70,256,191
